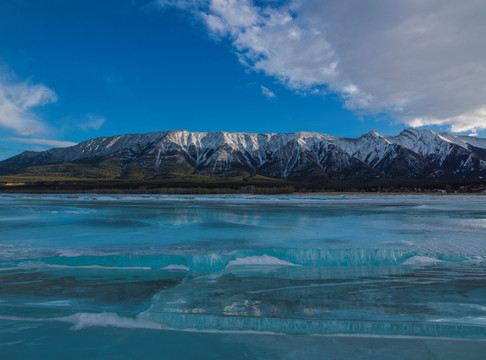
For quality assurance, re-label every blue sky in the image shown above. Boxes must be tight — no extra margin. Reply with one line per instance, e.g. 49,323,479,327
0,0,485,159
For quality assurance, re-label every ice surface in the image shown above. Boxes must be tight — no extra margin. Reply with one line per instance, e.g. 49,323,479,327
1,194,486,358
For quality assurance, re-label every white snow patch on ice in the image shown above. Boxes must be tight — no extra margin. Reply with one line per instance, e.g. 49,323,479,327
60,312,164,330
160,264,190,271
402,256,443,265
226,255,300,268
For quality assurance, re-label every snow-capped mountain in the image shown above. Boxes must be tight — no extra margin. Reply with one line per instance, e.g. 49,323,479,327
2,128,486,184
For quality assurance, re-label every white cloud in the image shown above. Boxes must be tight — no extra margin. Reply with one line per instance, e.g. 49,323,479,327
8,137,77,148
260,85,276,99
159,0,486,133
78,115,105,130
0,77,57,135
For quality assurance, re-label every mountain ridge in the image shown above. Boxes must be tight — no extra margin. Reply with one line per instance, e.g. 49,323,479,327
1,128,486,186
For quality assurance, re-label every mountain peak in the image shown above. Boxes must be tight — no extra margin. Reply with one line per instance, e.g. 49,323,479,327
367,129,380,136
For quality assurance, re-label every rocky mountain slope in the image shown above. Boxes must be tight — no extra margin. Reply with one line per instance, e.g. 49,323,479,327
1,128,486,185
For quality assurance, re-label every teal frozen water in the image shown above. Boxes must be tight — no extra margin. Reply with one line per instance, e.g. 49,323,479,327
1,194,486,359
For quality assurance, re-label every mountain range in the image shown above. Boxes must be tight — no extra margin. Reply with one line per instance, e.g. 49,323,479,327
1,128,486,186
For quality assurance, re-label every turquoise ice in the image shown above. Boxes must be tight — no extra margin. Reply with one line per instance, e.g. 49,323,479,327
1,194,486,359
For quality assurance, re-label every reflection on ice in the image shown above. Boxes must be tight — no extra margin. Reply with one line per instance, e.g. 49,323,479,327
2,194,486,259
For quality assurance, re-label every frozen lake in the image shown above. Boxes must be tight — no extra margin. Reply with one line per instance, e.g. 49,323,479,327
1,194,486,359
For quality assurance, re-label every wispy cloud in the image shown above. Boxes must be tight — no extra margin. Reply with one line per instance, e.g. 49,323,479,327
8,137,77,148
78,115,105,131
260,85,276,99
0,75,57,135
158,0,486,133
155,0,196,10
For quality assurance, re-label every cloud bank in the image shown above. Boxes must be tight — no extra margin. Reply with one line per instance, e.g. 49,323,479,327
0,77,57,135
157,0,486,133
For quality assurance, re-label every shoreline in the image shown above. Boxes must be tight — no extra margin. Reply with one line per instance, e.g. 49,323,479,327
1,179,485,196
1,190,485,196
